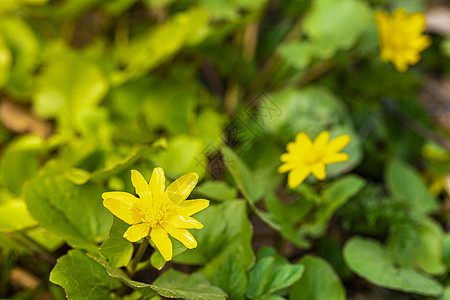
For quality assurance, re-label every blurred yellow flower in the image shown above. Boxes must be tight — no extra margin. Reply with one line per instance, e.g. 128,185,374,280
102,168,209,261
279,131,351,188
374,8,431,72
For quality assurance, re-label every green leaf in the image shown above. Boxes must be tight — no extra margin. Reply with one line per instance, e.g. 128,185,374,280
173,200,254,280
302,175,365,237
50,250,121,300
266,176,365,247
24,175,112,254
65,146,156,185
266,264,304,295
303,0,371,53
343,237,443,296
100,237,132,268
33,55,108,132
27,226,64,252
222,146,259,202
0,33,12,88
0,17,39,97
0,135,46,195
0,233,31,254
90,256,159,298
93,256,226,300
278,42,314,70
214,256,247,300
102,0,139,15
152,135,206,179
247,247,304,299
387,221,420,268
442,234,450,268
260,296,285,300
142,83,197,135
290,255,345,300
149,250,166,271
0,194,36,232
222,146,280,230
197,181,237,201
115,7,210,82
415,218,446,275
247,257,274,299
440,286,450,300
322,175,366,204
264,193,311,248
152,269,226,300
386,159,439,214
200,0,267,20
195,107,227,148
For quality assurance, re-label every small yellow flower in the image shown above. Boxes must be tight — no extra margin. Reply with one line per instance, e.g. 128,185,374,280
374,8,431,72
102,168,209,261
278,131,351,188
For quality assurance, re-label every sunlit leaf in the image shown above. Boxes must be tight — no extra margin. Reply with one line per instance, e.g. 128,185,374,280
343,236,443,296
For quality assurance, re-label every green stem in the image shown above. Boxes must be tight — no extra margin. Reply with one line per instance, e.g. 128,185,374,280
295,59,334,87
225,81,240,115
7,232,56,265
242,21,259,61
0,252,14,297
128,238,149,275
253,16,304,91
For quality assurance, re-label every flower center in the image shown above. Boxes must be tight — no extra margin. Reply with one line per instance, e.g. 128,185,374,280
138,203,170,227
304,149,325,166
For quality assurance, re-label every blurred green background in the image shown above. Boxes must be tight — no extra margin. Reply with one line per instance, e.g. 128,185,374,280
0,0,449,299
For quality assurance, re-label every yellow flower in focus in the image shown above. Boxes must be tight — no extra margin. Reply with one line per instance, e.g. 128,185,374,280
279,131,351,188
102,168,209,261
374,8,431,72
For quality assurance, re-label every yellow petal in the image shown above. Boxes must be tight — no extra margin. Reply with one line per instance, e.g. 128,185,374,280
175,199,210,216
131,170,151,199
150,167,165,201
412,35,431,52
393,8,408,19
165,215,203,229
313,131,330,150
287,167,311,188
327,135,351,153
311,163,326,180
162,223,197,249
295,132,312,147
150,224,172,261
409,12,427,32
102,192,141,224
393,58,408,72
165,173,198,205
286,141,296,152
323,152,349,164
123,223,151,242
280,153,290,162
278,163,291,174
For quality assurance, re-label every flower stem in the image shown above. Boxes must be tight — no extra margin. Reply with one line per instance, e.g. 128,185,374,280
128,238,149,275
7,231,56,265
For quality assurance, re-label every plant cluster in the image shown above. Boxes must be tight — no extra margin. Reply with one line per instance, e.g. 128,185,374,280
0,0,449,299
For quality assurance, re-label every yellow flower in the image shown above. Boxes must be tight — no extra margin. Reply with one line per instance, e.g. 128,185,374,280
278,131,351,188
102,168,209,261
374,8,431,72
